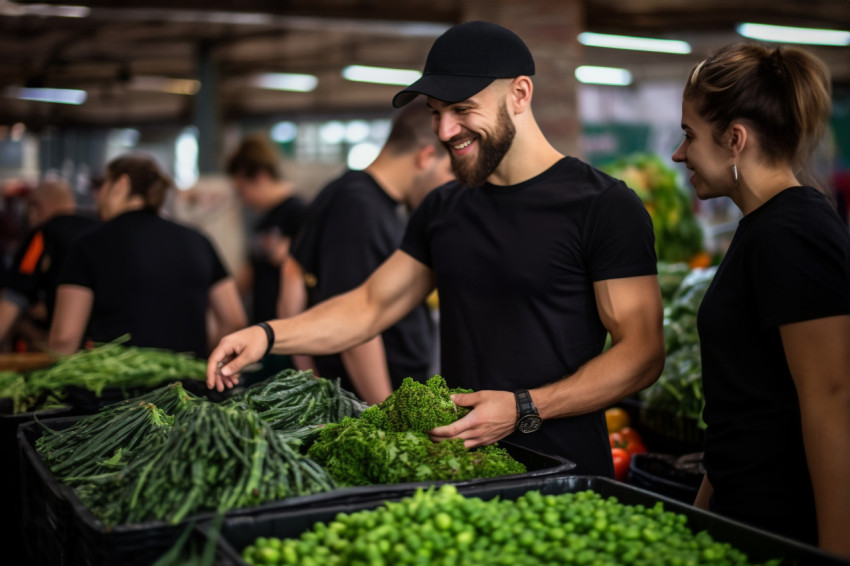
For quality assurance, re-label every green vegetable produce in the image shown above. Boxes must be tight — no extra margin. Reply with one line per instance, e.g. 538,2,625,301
379,375,471,433
35,382,336,527
601,153,704,264
641,267,717,429
28,335,207,397
36,382,194,481
306,376,525,486
241,484,780,566
227,369,367,432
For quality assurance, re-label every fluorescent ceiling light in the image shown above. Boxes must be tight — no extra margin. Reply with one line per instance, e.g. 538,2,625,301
252,73,318,92
342,65,421,86
4,87,87,105
737,23,850,46
575,66,633,86
129,76,201,95
0,3,90,18
578,32,691,54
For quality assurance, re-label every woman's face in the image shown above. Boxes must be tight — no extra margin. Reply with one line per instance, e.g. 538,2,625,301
672,98,735,200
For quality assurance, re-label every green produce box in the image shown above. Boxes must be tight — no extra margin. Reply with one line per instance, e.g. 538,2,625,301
208,475,849,566
18,415,573,566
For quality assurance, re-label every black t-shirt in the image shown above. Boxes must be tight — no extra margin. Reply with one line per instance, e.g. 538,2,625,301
6,213,97,326
698,186,850,544
59,209,229,358
291,170,434,390
400,157,657,475
250,196,307,323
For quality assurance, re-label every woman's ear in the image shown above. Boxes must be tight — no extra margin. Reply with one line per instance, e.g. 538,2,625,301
728,123,748,158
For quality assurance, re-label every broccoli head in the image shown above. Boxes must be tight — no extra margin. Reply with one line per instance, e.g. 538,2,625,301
382,375,472,433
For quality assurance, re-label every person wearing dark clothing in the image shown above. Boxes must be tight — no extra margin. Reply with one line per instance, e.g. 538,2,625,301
401,157,656,474
673,43,850,557
207,22,664,478
0,179,97,349
249,197,306,323
49,153,247,358
284,102,452,403
227,134,307,324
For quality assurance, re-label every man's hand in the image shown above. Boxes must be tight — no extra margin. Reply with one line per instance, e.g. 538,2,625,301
428,390,517,448
206,325,267,392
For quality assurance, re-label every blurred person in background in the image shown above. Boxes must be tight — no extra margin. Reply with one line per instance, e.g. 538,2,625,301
49,153,247,358
226,135,307,378
280,102,453,404
0,178,97,350
672,43,850,557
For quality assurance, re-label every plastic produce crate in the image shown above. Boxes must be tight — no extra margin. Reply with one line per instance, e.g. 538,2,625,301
209,475,850,566
1,399,74,566
18,415,573,566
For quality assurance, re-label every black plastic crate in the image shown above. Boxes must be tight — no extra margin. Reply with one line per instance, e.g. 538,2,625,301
209,475,849,566
2,399,75,565
19,414,572,566
18,416,79,566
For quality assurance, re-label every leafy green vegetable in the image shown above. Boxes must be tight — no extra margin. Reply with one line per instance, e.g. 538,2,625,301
307,376,525,486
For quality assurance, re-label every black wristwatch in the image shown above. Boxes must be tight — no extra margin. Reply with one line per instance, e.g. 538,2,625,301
514,389,542,433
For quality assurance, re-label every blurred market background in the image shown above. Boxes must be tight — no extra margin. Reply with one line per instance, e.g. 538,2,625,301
1,0,850,449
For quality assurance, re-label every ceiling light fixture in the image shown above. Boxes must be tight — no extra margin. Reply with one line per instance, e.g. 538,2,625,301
578,32,691,54
0,3,90,18
736,23,850,46
4,87,87,105
129,76,201,95
342,65,422,86
575,66,633,86
252,73,318,92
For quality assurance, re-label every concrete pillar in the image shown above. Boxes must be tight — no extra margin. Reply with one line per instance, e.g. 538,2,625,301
461,0,584,159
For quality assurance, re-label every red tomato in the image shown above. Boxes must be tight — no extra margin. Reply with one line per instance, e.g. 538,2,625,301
611,428,648,455
618,426,644,446
611,447,631,481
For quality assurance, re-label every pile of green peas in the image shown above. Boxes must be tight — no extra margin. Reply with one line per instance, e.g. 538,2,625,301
241,484,780,566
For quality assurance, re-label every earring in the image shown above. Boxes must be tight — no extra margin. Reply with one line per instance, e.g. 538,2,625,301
731,163,739,186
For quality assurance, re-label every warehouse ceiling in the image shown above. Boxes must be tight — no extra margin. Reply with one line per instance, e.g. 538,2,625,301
1,0,849,128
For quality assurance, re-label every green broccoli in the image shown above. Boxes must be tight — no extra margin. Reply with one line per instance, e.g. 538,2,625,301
382,375,472,433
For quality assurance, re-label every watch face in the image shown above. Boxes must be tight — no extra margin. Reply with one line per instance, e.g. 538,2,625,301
517,414,542,433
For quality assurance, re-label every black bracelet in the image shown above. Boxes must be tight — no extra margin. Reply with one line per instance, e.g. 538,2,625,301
255,321,275,358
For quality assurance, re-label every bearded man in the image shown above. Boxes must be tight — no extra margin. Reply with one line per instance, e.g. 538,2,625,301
207,21,664,476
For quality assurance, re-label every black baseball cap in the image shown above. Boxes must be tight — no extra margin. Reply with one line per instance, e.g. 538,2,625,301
392,21,535,108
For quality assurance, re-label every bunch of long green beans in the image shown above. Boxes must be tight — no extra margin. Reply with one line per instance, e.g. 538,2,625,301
36,382,336,527
228,369,367,431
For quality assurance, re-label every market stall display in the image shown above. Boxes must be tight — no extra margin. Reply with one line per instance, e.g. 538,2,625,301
601,153,704,265
210,476,844,566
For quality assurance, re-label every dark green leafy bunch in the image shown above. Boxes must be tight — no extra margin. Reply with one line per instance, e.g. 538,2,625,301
306,375,525,486
241,484,779,566
378,376,472,433
227,369,367,432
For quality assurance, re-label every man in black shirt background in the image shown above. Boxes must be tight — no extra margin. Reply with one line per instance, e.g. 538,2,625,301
226,135,307,325
0,178,97,350
281,103,453,404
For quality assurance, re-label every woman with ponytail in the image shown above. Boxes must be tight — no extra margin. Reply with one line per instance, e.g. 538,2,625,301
49,153,247,358
673,43,850,557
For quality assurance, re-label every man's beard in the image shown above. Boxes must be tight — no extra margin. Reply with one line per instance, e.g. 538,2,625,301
448,104,515,187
